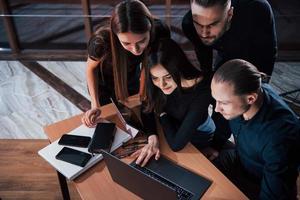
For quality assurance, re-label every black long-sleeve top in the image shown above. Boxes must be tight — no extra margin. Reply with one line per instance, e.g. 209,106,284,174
229,84,300,199
159,76,230,151
182,0,277,76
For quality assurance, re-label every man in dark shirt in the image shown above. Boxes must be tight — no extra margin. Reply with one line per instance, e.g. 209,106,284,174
211,59,299,199
182,0,277,76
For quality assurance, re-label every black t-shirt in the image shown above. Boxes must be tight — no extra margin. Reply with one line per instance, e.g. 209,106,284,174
229,84,300,199
182,0,277,75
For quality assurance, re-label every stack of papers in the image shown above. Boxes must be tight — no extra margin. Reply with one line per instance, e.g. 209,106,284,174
38,124,138,180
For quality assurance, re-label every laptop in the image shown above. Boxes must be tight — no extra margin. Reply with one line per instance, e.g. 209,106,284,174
101,150,212,200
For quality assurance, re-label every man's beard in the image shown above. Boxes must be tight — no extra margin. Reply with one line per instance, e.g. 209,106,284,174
201,19,231,46
226,102,251,120
239,103,251,120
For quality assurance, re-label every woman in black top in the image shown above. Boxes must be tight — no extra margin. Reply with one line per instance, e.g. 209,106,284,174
133,38,230,166
82,0,170,138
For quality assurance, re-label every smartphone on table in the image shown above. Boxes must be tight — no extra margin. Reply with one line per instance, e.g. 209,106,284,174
55,147,92,167
58,134,91,148
88,122,116,153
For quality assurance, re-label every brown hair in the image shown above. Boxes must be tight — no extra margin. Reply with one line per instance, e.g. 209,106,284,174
213,59,266,96
87,19,111,83
110,0,155,101
191,0,230,8
88,20,111,61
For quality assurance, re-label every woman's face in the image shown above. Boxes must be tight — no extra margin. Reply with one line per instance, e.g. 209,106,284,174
117,31,150,56
150,64,177,95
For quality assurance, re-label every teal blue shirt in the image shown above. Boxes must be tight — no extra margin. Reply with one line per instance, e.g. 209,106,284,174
229,84,300,199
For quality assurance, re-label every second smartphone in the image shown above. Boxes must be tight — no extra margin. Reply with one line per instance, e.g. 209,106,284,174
56,147,92,167
58,134,91,148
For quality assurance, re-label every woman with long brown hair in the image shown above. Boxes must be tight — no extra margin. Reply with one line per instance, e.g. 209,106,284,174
82,1,170,137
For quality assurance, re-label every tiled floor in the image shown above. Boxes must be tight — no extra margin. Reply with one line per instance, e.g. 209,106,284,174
270,62,300,104
0,61,82,139
37,61,89,99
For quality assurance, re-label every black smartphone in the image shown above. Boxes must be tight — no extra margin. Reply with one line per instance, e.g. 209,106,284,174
88,122,116,153
58,134,91,148
55,147,92,167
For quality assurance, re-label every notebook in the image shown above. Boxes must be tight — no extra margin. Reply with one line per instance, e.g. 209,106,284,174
39,123,138,180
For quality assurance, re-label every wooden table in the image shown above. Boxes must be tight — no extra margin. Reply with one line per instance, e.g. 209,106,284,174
43,103,248,200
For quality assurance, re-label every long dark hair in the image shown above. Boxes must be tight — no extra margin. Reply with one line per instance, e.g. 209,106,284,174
145,38,203,113
87,20,111,83
88,20,111,62
110,0,155,101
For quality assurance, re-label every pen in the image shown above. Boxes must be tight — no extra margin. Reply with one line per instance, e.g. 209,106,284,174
122,140,147,148
114,148,138,159
112,146,138,156
122,146,140,153
116,152,133,159
122,144,145,149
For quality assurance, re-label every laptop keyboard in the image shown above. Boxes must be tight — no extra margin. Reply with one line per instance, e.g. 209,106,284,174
132,163,194,200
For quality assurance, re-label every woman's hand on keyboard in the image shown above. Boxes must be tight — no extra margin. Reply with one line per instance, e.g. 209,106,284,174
131,135,160,167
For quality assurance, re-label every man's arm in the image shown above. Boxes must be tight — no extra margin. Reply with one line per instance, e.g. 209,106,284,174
260,130,297,199
248,0,277,76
